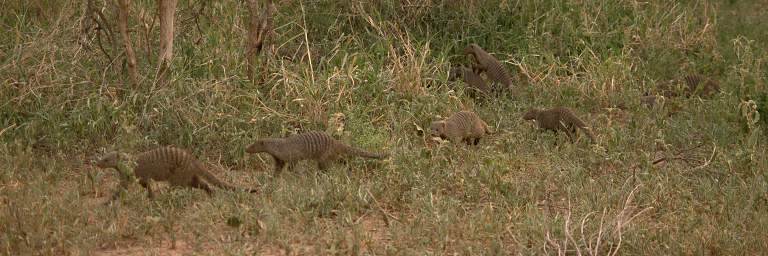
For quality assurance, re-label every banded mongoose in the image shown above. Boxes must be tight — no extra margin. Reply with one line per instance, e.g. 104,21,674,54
640,92,661,108
245,131,388,173
429,110,492,145
658,74,720,98
94,147,257,199
522,107,596,142
464,43,513,89
683,74,720,98
449,66,491,98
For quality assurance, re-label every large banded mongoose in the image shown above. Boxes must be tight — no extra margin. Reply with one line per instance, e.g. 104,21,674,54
94,147,257,199
522,107,596,142
464,43,513,89
245,131,388,174
450,66,491,98
429,110,492,145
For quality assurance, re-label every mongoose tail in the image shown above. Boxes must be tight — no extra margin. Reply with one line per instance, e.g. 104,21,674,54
481,120,494,134
195,162,258,193
340,143,389,159
566,112,596,142
582,128,596,142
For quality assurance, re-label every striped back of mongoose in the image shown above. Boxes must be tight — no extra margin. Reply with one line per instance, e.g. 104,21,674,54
464,43,513,89
430,110,492,145
658,74,719,98
95,147,256,199
683,74,719,97
523,107,595,142
246,131,388,173
451,66,491,98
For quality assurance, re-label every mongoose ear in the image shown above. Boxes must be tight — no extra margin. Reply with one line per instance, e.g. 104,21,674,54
463,44,475,53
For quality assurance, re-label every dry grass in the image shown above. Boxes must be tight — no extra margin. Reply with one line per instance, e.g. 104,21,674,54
2,0,768,254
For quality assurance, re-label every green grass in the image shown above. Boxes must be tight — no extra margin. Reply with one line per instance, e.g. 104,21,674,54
2,0,767,254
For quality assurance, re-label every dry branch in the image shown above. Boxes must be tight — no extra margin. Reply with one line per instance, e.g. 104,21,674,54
116,0,140,86
156,0,178,84
246,0,275,84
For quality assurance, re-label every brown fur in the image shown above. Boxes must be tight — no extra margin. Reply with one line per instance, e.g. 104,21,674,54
464,43,513,90
640,93,660,108
430,110,492,145
95,147,257,199
246,131,388,174
684,74,720,98
657,74,720,98
450,66,491,98
523,107,595,142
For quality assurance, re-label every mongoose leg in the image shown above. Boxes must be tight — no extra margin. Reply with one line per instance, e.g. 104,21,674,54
317,161,329,171
107,179,132,202
567,127,577,142
273,157,286,175
473,138,481,145
109,190,122,202
191,175,213,195
472,65,484,74
140,178,155,199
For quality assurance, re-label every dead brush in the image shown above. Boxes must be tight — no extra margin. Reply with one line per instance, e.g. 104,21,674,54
543,185,653,256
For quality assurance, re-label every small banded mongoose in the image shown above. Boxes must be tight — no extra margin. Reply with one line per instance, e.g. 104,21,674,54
94,147,257,199
640,92,661,108
245,131,388,174
683,74,720,98
430,110,492,145
522,107,596,142
657,74,720,98
450,66,491,98
464,43,513,89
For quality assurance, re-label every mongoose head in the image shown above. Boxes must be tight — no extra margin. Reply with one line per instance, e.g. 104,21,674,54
429,120,448,139
522,109,541,121
640,95,658,107
245,140,267,154
463,43,480,54
703,79,720,95
448,66,462,82
95,151,120,169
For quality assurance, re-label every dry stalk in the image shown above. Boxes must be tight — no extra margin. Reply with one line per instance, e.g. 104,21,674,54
298,1,314,86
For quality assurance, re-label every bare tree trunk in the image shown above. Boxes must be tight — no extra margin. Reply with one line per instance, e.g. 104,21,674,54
117,0,139,87
156,0,177,84
246,0,274,84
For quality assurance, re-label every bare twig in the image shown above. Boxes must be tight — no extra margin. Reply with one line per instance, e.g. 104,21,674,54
686,143,717,172
564,198,583,256
82,0,115,61
192,0,208,44
633,142,708,169
299,1,314,85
